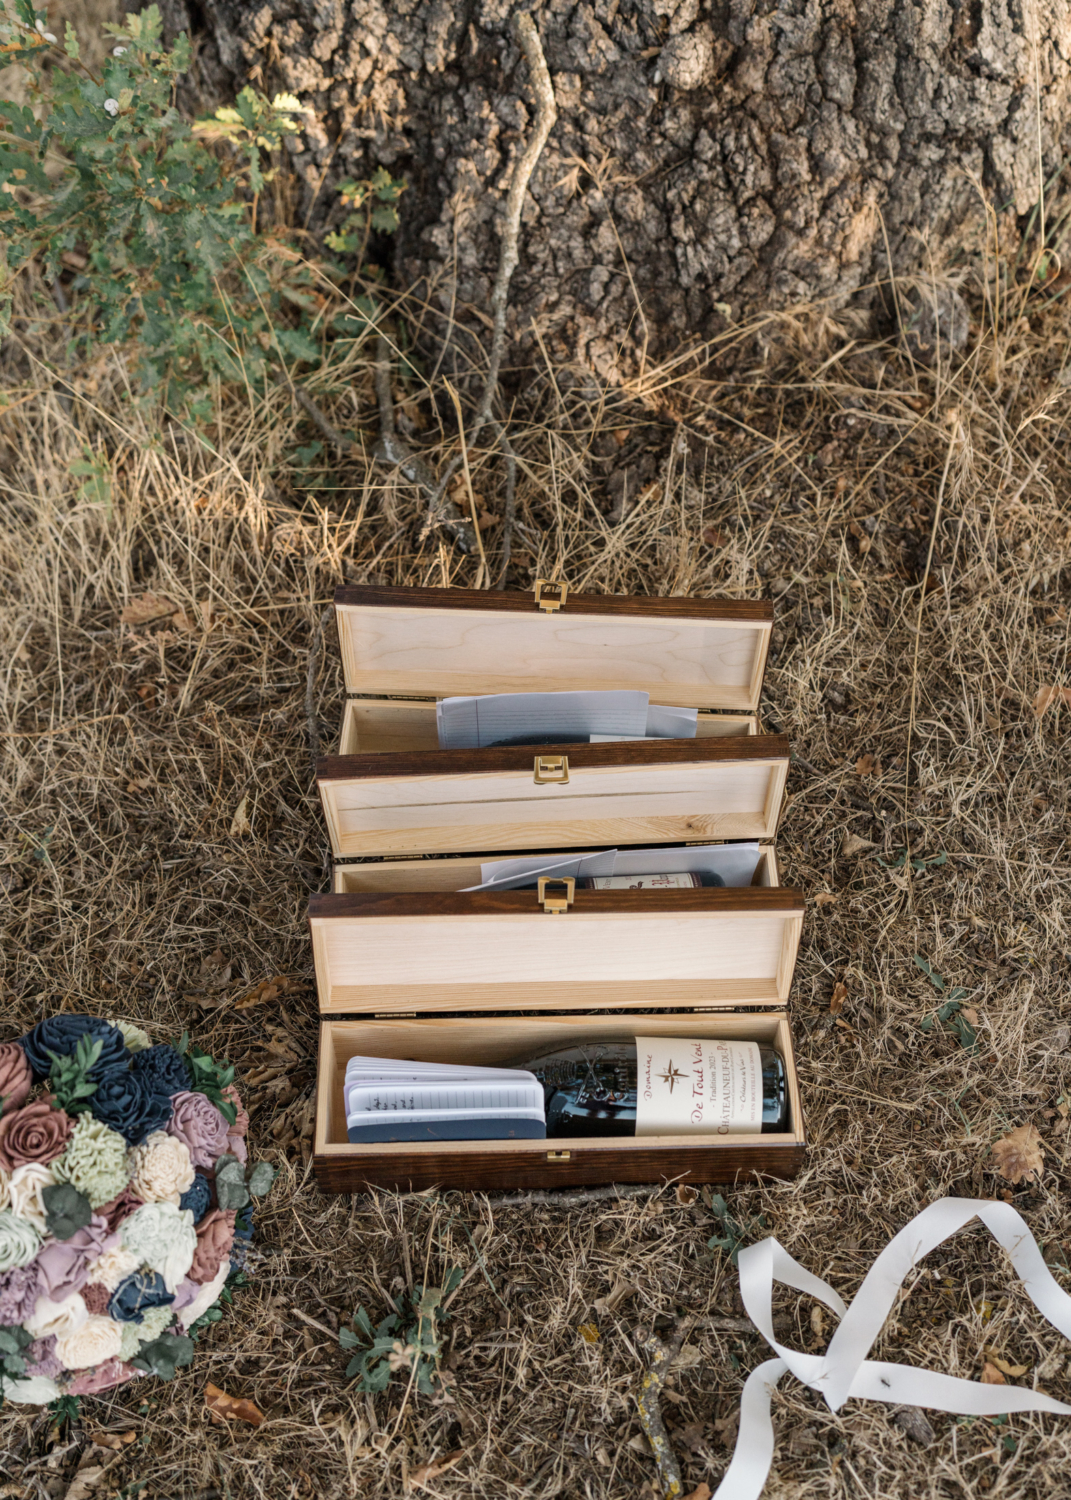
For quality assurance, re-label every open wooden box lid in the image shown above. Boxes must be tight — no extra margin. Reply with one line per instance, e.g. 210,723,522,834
317,735,790,859
308,887,805,1016
334,585,773,712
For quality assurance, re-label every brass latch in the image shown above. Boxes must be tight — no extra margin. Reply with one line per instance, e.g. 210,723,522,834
537,876,575,914
533,754,569,785
533,578,568,613
547,1150,571,1161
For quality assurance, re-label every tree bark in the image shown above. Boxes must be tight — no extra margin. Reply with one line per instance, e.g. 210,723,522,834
180,0,1071,378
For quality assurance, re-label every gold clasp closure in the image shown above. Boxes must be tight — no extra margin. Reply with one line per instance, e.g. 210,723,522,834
546,1150,571,1161
537,876,575,914
533,754,569,785
533,578,568,613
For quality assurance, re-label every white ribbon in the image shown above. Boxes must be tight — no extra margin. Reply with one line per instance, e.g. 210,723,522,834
712,1198,1071,1500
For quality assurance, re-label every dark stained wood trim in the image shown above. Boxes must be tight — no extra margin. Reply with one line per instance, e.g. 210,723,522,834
317,732,789,783
333,584,773,622
308,887,805,920
313,1142,806,1193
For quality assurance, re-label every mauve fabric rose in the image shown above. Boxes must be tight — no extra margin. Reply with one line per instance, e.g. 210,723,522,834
220,1084,249,1138
0,1263,40,1324
24,1335,62,1380
88,1069,171,1146
166,1092,230,1170
108,1269,175,1324
20,1016,127,1081
0,1042,32,1116
65,1356,143,1397
177,1173,211,1224
96,1186,145,1234
189,1208,235,1284
130,1044,189,1098
35,1215,117,1302
0,1100,72,1172
224,1132,248,1166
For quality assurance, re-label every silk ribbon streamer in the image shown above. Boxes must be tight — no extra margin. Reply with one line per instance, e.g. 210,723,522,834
711,1198,1071,1500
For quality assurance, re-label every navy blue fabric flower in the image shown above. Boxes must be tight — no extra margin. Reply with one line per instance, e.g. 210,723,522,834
178,1173,212,1224
108,1270,175,1324
20,1015,127,1081
129,1044,190,1099
88,1069,172,1145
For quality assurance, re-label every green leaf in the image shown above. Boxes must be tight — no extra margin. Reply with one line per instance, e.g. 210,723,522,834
43,1183,92,1241
338,1327,360,1349
131,1331,193,1380
63,21,80,60
214,1156,250,1211
247,1161,275,1197
352,1306,373,1340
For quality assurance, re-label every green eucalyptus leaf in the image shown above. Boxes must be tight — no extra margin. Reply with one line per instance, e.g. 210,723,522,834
247,1161,275,1197
43,1183,92,1241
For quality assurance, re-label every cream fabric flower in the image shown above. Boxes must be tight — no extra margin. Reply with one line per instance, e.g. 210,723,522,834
108,1019,151,1053
0,1209,41,1272
127,1131,194,1206
0,1167,9,1213
176,1260,228,1330
120,1202,196,1292
8,1162,56,1233
26,1291,88,1341
85,1243,140,1292
55,1314,123,1370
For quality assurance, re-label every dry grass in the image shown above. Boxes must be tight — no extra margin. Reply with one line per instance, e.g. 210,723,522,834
3,13,1071,1492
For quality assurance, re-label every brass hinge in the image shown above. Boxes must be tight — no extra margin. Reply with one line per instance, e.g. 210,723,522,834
533,578,568,613
534,754,569,785
537,876,575,914
546,1150,571,1161
374,1012,416,1019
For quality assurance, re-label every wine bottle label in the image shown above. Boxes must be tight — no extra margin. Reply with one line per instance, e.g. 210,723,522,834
634,1037,763,1136
583,873,701,890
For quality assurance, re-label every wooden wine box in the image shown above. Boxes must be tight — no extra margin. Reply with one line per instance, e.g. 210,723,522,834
310,582,805,1192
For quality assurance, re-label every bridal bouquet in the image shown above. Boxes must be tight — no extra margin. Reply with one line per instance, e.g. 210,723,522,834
0,1015,273,1404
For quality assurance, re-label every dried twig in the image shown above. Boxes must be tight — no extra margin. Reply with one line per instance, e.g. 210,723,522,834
637,1329,687,1498
423,12,557,542
492,419,519,587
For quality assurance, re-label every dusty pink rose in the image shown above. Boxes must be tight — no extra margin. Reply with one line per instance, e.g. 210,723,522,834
224,1132,247,1166
220,1084,248,1138
65,1358,143,1397
0,1100,72,1172
96,1186,145,1234
0,1043,32,1116
35,1216,117,1302
189,1208,235,1284
166,1092,230,1170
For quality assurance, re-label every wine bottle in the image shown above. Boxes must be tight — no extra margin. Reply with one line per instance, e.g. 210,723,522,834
514,1037,789,1138
577,872,725,890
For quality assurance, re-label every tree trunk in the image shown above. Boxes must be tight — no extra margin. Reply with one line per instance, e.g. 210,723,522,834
179,0,1071,378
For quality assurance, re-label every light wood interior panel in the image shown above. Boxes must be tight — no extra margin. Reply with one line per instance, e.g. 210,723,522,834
337,605,771,710
311,906,800,1014
321,758,782,858
338,698,760,756
332,846,777,894
316,1011,802,1154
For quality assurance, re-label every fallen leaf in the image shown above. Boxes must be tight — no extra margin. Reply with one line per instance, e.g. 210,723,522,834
1045,605,1067,625
814,891,838,906
701,526,727,548
204,1382,265,1427
981,1361,1006,1385
120,592,176,626
409,1449,467,1488
849,519,873,556
893,1406,935,1446
64,1463,109,1500
1033,683,1071,717
172,601,215,633
842,833,875,857
960,1006,979,1026
229,795,252,837
675,1183,699,1205
990,1123,1045,1185
476,511,501,530
830,982,848,1015
88,1431,136,1451
988,1353,1030,1377
627,1433,652,1456
234,975,301,1010
578,1322,600,1343
683,1487,713,1500
593,1278,638,1317
855,754,882,776
675,1420,711,1455
674,1342,704,1370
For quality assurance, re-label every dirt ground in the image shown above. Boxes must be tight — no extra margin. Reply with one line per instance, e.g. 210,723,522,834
2,6,1071,1498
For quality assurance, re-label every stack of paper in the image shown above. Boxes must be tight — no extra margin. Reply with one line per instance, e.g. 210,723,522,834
464,841,763,892
344,1057,546,1143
